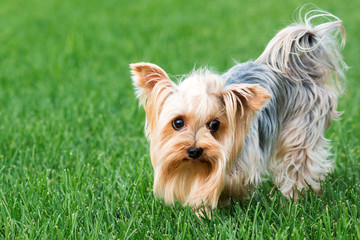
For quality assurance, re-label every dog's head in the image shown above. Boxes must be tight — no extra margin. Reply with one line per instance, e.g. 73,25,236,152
130,62,270,208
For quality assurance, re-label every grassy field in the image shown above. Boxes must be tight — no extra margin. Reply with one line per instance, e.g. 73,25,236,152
0,0,359,238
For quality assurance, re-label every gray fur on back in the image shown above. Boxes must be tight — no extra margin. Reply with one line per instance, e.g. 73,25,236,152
222,62,284,166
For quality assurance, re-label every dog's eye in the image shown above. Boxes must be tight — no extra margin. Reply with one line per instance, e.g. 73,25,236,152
207,120,220,132
172,118,185,130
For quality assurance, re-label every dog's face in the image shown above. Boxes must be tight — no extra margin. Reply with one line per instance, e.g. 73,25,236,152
131,62,270,208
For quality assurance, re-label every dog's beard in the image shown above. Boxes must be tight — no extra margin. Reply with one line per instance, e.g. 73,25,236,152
152,133,227,208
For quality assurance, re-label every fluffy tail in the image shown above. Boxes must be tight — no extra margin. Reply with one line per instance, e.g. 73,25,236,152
255,9,348,90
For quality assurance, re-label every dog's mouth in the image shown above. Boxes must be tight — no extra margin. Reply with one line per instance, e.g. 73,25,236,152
182,158,209,163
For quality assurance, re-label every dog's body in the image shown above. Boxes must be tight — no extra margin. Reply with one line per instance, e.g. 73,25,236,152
221,60,338,202
130,10,347,211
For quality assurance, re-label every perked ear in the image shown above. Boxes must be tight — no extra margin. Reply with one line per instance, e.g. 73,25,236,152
130,62,172,102
130,62,174,136
223,84,271,119
130,62,173,103
221,83,271,166
130,62,170,91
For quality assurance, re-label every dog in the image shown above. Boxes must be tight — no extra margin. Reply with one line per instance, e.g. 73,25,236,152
130,9,347,213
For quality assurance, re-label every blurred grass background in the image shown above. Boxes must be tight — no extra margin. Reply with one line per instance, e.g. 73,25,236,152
0,0,359,238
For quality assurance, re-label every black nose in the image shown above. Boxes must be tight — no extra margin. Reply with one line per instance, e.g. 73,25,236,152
187,147,203,159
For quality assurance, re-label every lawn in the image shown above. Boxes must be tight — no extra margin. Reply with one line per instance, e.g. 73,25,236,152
0,0,359,238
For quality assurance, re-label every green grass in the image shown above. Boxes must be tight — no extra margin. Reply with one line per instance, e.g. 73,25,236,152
0,0,359,238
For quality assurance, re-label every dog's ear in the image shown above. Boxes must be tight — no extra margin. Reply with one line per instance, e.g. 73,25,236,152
222,84,271,163
223,84,271,126
130,62,171,93
222,84,271,119
130,62,174,105
130,62,174,136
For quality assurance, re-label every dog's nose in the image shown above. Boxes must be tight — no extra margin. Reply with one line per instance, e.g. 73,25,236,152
187,147,203,159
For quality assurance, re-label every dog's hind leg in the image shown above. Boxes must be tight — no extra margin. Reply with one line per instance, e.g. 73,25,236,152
270,87,338,198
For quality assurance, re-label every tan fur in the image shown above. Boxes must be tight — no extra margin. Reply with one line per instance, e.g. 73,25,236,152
131,64,270,210
130,9,347,212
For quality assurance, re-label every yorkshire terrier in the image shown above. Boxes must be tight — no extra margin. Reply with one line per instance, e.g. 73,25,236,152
130,10,347,213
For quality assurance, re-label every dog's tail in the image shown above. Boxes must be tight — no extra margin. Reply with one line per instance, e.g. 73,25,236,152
255,9,347,90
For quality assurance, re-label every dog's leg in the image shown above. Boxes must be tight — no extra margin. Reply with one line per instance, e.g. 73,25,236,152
271,89,337,198
255,12,346,199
